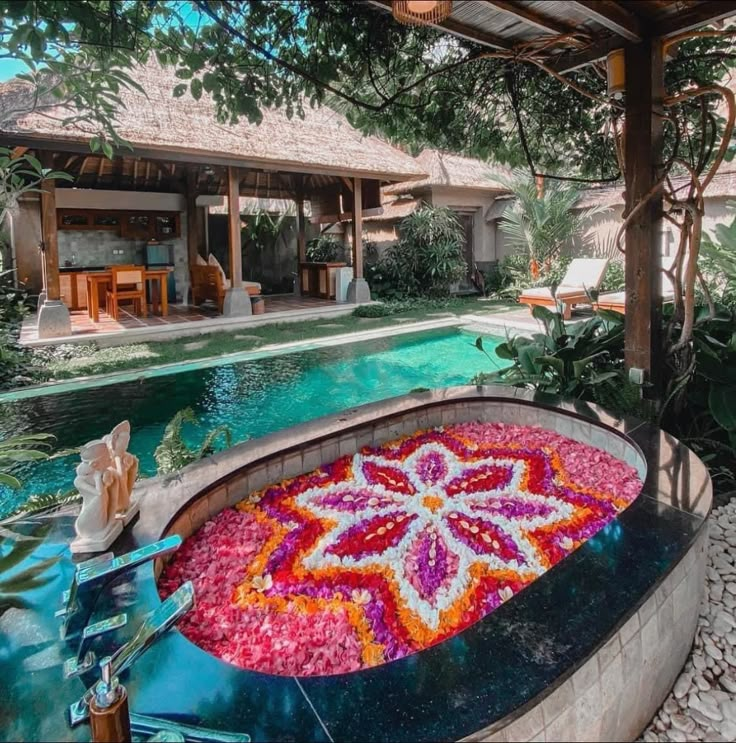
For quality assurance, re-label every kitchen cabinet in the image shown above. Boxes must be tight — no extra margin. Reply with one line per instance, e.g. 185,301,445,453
58,209,180,239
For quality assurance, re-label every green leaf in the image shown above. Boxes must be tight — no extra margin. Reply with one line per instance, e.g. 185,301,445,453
173,83,187,98
190,78,203,101
710,385,736,431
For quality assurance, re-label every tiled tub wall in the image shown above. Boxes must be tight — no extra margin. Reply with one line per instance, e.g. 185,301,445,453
157,398,704,742
465,525,707,742
162,399,647,548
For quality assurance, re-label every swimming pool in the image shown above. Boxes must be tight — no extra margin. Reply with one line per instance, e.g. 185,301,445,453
0,328,506,516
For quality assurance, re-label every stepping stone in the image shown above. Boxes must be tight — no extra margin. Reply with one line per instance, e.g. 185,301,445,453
183,340,208,351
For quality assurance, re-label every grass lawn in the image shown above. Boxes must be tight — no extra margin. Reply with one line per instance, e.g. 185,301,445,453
34,297,516,382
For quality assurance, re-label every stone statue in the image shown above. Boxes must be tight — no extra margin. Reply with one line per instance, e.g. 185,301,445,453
70,421,140,554
103,421,139,523
71,440,122,554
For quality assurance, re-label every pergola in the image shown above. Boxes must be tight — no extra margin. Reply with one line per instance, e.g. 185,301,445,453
370,0,736,385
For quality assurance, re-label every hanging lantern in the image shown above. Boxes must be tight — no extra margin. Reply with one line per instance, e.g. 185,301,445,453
606,49,625,100
392,0,453,26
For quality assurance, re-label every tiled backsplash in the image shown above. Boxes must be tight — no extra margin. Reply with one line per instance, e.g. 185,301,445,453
58,223,189,302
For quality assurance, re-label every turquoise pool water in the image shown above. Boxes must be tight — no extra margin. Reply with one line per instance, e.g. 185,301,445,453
0,328,505,516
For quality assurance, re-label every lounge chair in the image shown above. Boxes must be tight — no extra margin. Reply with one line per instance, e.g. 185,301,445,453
595,256,676,315
519,258,609,320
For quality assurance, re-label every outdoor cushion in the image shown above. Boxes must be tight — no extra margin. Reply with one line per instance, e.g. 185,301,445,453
196,254,207,266
208,253,230,288
520,286,590,300
557,258,609,289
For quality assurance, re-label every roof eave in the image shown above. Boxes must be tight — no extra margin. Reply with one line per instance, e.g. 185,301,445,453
1,131,428,184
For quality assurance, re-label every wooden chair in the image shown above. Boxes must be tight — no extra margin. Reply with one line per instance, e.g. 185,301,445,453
106,265,147,320
190,264,226,313
189,264,262,314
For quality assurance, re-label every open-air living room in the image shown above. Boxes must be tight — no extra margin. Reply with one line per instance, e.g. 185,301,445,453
3,3,736,743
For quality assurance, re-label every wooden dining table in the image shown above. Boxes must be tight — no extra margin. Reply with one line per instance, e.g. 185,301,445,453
85,268,172,323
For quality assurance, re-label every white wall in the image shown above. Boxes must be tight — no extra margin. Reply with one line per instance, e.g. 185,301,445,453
492,195,734,264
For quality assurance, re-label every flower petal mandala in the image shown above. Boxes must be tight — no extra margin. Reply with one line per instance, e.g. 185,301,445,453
160,423,643,677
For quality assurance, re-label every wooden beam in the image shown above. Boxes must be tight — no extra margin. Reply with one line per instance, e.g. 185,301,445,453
623,37,664,384
227,166,243,288
186,169,202,265
39,153,61,302
352,177,364,280
366,0,512,50
570,1,642,42
484,1,573,35
655,1,736,38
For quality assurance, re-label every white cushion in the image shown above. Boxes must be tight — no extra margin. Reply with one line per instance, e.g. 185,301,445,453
208,253,228,287
560,258,609,290
520,286,589,300
195,254,207,266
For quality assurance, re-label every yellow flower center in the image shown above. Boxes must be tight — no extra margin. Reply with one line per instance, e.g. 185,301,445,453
422,494,444,513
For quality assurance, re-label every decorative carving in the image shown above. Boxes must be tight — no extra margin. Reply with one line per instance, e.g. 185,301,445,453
71,421,140,554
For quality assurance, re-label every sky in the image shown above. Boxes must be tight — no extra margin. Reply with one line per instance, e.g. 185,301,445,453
0,58,28,81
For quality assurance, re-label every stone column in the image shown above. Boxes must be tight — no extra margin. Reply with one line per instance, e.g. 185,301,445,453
346,177,370,303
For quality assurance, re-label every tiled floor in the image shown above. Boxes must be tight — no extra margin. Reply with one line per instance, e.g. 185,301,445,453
20,295,336,343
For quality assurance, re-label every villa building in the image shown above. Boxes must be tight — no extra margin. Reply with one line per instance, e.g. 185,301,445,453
0,62,424,339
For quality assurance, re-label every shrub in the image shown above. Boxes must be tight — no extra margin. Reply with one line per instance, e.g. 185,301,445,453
352,297,454,318
375,205,466,298
306,235,345,263
0,272,44,390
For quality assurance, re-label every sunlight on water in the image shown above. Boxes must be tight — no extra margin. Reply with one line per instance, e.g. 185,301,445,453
0,329,504,516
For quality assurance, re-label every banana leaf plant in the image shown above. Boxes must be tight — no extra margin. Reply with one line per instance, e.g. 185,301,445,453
475,305,626,400
0,523,58,616
0,433,57,489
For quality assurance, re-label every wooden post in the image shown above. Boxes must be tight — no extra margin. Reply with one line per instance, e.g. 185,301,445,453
185,169,201,265
624,38,664,384
295,176,307,295
352,177,363,279
39,155,60,302
227,166,243,288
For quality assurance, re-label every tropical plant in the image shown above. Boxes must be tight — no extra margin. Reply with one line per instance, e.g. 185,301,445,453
701,206,736,308
4,490,81,521
0,148,72,229
474,305,629,404
154,408,233,475
497,171,609,280
0,523,58,616
241,210,288,253
306,235,345,263
377,205,467,298
0,434,56,489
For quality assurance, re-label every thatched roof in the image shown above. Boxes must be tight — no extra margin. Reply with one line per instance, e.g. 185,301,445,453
575,170,736,209
363,196,421,222
0,62,425,182
384,149,510,194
